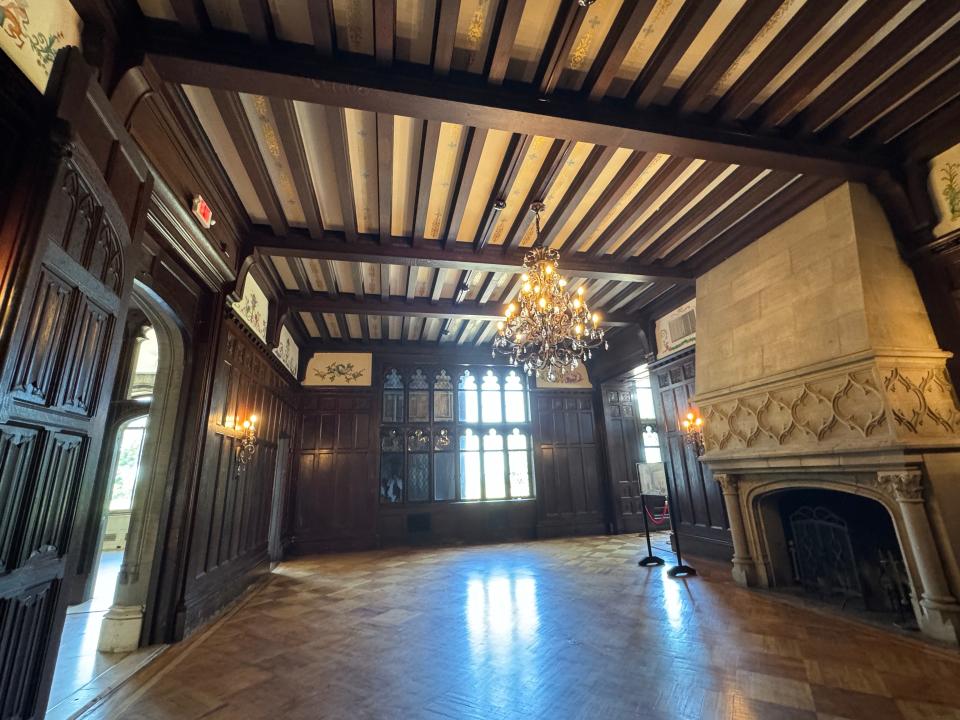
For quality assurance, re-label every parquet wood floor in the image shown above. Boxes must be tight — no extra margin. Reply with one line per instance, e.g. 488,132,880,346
86,536,960,720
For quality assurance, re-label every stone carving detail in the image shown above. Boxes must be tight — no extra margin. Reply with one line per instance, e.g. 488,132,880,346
882,367,960,436
703,369,887,451
876,471,924,502
715,473,737,493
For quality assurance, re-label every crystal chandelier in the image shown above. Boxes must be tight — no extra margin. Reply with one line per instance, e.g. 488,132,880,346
492,202,608,381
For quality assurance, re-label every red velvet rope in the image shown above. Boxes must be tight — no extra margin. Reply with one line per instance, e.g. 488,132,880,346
645,501,670,526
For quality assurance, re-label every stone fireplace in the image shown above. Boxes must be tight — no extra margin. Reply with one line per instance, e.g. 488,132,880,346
694,183,960,644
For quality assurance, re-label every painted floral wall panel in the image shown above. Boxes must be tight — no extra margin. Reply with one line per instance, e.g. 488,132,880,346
0,0,82,92
931,143,960,238
273,325,300,378
232,274,269,342
534,366,593,389
303,352,373,387
655,298,696,359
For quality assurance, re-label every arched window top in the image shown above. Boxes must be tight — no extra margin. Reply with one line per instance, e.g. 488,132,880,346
108,414,149,512
127,326,158,399
384,368,404,389
481,370,501,391
409,369,429,390
504,370,524,391
458,370,477,390
434,369,453,390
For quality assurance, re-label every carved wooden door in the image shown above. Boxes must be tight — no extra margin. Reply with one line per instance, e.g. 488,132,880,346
0,53,150,718
600,383,646,533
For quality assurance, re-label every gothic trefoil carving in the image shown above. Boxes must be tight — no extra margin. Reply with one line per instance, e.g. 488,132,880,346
883,367,960,435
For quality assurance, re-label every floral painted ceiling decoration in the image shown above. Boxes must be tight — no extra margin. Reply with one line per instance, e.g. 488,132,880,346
0,0,82,92
232,274,269,343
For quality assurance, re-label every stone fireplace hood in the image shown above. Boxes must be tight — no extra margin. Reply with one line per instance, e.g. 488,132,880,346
693,183,960,644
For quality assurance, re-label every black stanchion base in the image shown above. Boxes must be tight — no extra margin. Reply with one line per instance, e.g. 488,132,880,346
667,564,697,578
638,555,666,567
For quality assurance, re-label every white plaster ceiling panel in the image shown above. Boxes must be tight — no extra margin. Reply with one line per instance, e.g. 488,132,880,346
413,266,432,297
322,313,341,337
612,0,686,98
423,318,441,342
343,108,379,234
579,152,671,252
294,102,345,230
440,269,460,300
362,262,380,296
424,122,466,239
271,257,299,290
239,93,306,226
392,115,419,237
605,158,706,254
389,265,406,296
331,260,355,294
506,0,563,83
299,312,321,337
388,316,402,340
181,85,268,224
456,129,512,242
268,0,313,45
637,164,740,257
452,0,498,73
743,0,865,115
202,0,245,32
786,1,923,127
368,316,383,339
303,259,328,292
137,0,177,20
488,135,553,245
549,147,632,248
396,0,437,64
558,0,625,91
520,141,594,247
345,314,363,338
332,0,374,54
407,317,424,340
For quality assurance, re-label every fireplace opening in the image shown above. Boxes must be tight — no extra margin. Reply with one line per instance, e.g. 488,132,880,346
758,489,915,628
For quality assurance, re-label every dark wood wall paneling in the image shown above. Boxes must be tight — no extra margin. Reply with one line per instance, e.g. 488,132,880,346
181,316,298,632
599,382,647,534
649,349,732,561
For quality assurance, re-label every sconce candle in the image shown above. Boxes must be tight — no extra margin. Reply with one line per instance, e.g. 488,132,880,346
680,409,704,456
236,414,259,471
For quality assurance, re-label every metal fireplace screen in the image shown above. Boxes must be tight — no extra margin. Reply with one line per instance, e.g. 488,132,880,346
789,506,863,601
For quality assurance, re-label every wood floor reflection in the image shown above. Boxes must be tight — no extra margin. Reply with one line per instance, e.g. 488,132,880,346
90,536,960,720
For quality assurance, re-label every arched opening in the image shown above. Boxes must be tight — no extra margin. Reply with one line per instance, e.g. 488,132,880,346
755,487,916,628
47,284,187,717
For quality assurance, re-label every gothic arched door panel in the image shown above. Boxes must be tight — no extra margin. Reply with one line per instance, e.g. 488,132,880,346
0,51,150,720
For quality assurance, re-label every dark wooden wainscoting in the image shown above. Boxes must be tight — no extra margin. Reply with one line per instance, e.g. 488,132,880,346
180,317,298,632
600,383,647,534
290,391,378,553
650,349,732,561
532,390,608,537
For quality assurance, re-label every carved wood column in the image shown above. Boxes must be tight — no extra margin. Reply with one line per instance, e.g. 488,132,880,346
877,470,960,644
715,473,755,586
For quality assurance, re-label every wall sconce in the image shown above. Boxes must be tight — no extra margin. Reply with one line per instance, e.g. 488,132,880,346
236,415,258,471
680,409,704,456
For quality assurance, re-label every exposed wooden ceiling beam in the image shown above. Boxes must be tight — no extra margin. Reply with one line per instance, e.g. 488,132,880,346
538,145,617,246
430,268,446,303
413,120,442,243
536,1,587,95
251,228,694,284
307,0,335,54
319,259,339,299
168,0,209,33
323,106,359,242
271,98,323,239
585,0,656,102
239,0,273,44
486,0,525,85
380,264,390,302
351,263,365,300
373,0,395,67
282,293,635,326
143,25,892,180
376,112,393,244
503,139,573,250
474,134,533,250
432,0,460,76
444,127,488,247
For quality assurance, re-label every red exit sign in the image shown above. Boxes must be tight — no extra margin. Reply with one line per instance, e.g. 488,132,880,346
192,195,215,228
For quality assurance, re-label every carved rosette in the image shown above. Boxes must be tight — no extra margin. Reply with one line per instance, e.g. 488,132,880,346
876,470,924,502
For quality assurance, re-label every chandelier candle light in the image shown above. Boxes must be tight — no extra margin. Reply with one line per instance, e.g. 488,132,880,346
492,202,608,380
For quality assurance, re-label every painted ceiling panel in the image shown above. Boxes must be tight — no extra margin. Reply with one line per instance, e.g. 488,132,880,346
368,316,383,340
520,141,594,247
332,0,375,55
424,123,466,239
346,314,363,338
294,102,346,230
267,0,313,44
579,153,672,252
423,318,441,342
323,313,341,338
396,0,437,64
440,269,460,300
300,312,321,337
271,257,299,290
362,262,380,296
388,316,403,340
488,135,554,245
331,260,355,295
612,0,687,99
507,0,563,83
392,115,419,237
239,93,306,226
203,1,245,32
661,0,745,101
635,164,741,256
456,129,512,243
414,266,432,297
389,265,406,297
604,159,706,254
407,317,424,341
549,147,632,248
453,0,498,73
303,259,329,292
137,0,176,20
181,85,268,224
462,272,483,302
343,108,379,233
558,0,626,91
